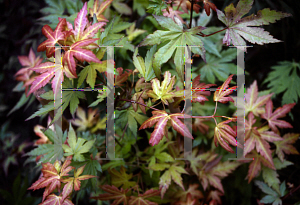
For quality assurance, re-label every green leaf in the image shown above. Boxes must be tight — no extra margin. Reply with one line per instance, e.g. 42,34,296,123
25,124,66,163
7,93,30,116
140,15,206,82
260,195,277,203
116,108,148,137
255,180,278,196
217,1,291,50
147,0,167,16
263,60,300,105
63,124,95,161
199,48,237,83
133,46,156,82
77,61,107,88
262,166,280,194
273,158,293,170
280,181,286,197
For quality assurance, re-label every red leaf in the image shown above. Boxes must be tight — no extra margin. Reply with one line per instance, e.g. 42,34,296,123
244,80,273,116
63,39,101,75
129,189,160,205
37,18,67,58
91,185,129,205
192,75,216,104
275,133,300,162
213,74,237,104
213,119,243,153
261,100,295,133
139,111,193,146
203,0,217,16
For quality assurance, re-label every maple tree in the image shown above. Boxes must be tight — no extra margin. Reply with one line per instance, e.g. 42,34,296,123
10,0,299,204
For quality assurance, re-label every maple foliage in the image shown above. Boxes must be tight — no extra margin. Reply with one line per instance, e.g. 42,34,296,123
28,156,74,202
213,74,237,104
261,99,295,133
214,119,243,153
274,133,300,162
37,18,67,58
139,110,193,146
244,113,282,167
216,0,291,50
91,185,129,205
13,0,299,204
15,48,42,95
147,71,183,106
89,0,113,22
244,80,273,116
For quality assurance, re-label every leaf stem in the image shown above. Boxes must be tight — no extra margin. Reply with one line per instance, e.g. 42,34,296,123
282,184,300,201
213,101,218,116
197,27,228,37
119,98,160,111
176,0,183,11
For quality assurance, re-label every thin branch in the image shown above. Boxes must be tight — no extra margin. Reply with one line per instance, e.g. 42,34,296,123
197,27,228,37
281,184,300,201
213,101,218,116
119,98,160,111
176,0,184,10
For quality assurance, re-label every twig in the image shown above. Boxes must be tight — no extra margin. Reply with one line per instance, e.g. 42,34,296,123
281,184,300,201
119,98,160,111
197,27,228,37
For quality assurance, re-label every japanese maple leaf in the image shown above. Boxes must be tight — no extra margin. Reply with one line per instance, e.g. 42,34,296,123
89,0,113,22
40,194,74,205
207,190,223,205
244,113,282,166
34,116,55,145
198,155,240,193
128,189,160,205
147,71,183,106
203,0,217,16
213,74,237,104
115,67,133,87
37,18,67,58
192,118,209,134
27,58,76,96
192,74,215,104
60,165,96,200
261,99,295,133
174,0,201,14
216,0,291,51
139,15,206,82
156,163,189,198
244,80,273,116
274,133,299,162
162,7,185,24
244,150,275,183
175,184,203,202
63,38,102,77
139,110,193,146
28,157,74,202
176,193,198,205
108,166,136,189
15,48,43,95
91,185,129,205
214,119,243,153
68,2,106,42
71,107,99,131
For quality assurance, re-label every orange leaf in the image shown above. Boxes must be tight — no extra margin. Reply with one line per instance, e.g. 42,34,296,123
213,74,237,104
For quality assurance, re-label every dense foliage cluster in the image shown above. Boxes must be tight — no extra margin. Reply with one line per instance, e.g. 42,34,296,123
2,0,299,205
